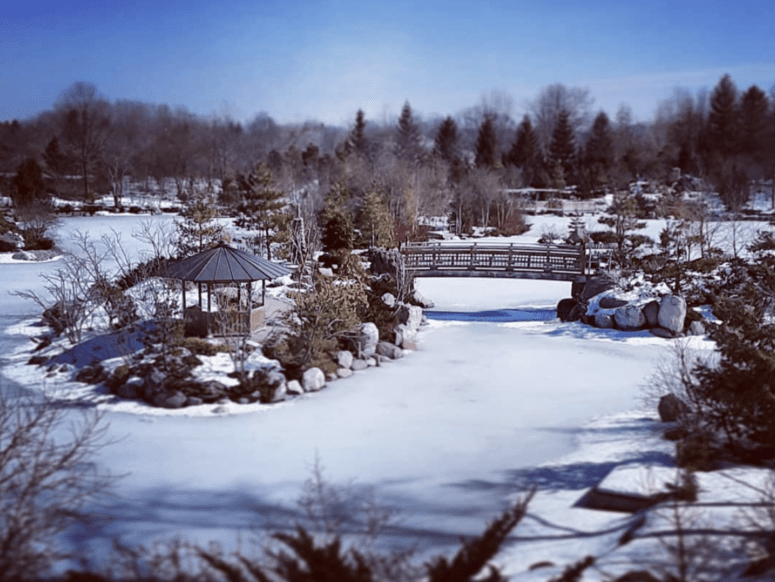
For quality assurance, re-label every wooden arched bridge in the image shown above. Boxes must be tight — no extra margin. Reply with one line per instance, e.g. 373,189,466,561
401,242,613,282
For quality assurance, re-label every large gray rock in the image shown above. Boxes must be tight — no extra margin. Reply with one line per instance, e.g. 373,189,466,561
643,300,660,328
688,320,706,336
286,380,303,395
154,390,187,409
337,350,353,369
355,322,379,358
615,305,646,331
649,327,676,339
302,367,326,392
658,295,686,334
376,341,403,360
337,368,353,379
599,296,629,309
581,274,618,301
658,394,690,422
557,298,579,322
351,359,368,371
411,288,435,309
397,304,423,331
117,377,143,399
594,314,615,329
381,293,396,308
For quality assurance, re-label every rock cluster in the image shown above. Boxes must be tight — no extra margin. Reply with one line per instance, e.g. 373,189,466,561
559,276,705,338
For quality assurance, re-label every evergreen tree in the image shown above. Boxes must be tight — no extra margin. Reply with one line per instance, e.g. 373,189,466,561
707,74,739,156
433,116,459,163
395,101,423,163
175,189,226,256
344,109,370,159
234,163,290,260
474,114,497,168
357,190,395,248
548,109,576,188
739,85,769,158
505,115,541,185
11,158,46,207
319,183,354,254
583,111,614,192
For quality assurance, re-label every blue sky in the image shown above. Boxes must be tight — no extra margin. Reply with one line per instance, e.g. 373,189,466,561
2,0,774,126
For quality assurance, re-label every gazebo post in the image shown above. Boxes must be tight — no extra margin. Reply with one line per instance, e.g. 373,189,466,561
198,283,202,309
207,282,212,336
262,280,266,305
247,281,252,334
181,280,186,312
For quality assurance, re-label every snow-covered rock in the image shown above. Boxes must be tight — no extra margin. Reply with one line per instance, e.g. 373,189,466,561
337,350,353,369
643,300,660,327
658,393,689,422
356,322,379,358
351,359,368,371
286,380,303,395
381,292,396,308
337,368,353,379
658,295,686,334
302,367,325,392
614,304,645,330
376,341,403,359
594,314,615,328
411,288,434,309
688,320,706,336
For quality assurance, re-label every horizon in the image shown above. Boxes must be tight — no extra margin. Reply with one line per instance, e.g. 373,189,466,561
2,0,775,126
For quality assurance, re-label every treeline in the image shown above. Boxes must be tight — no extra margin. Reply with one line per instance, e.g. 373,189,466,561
2,75,775,234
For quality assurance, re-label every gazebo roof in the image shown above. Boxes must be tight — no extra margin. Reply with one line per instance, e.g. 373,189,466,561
162,243,291,283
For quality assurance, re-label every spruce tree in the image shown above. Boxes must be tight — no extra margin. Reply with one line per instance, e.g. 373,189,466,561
474,114,497,168
395,101,423,163
708,74,739,156
505,115,541,185
548,109,576,182
11,158,46,207
234,163,290,260
344,109,370,159
433,116,459,163
584,111,614,192
739,85,769,158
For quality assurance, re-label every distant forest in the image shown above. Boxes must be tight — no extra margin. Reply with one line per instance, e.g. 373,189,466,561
1,74,774,232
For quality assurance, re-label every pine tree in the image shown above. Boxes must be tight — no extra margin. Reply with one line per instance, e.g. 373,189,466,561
584,111,614,192
739,85,769,158
175,189,226,257
319,183,354,254
474,115,497,168
433,116,459,163
344,109,370,159
11,158,46,206
358,190,395,248
395,101,423,163
505,115,541,185
234,163,290,260
707,74,739,156
548,109,576,182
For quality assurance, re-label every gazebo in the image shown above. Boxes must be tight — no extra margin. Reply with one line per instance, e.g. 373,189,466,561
162,242,291,337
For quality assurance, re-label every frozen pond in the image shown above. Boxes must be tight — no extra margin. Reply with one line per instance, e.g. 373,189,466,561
0,216,672,562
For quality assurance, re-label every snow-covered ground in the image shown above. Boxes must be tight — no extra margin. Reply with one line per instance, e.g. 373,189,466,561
0,210,771,578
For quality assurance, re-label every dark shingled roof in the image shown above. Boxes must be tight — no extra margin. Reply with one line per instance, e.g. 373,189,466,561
162,243,291,283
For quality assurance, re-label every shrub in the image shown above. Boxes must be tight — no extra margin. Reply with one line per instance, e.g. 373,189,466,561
180,336,228,357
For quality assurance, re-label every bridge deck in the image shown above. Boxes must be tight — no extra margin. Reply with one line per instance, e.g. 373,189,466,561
401,242,611,282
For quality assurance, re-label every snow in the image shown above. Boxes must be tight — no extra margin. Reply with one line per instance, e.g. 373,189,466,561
0,211,771,577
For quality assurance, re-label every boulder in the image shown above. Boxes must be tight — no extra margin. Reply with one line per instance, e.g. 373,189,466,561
154,390,187,409
569,303,586,322
355,322,379,358
411,288,435,309
302,367,326,392
326,372,338,382
599,296,629,309
376,341,403,360
366,357,377,367
658,394,690,422
272,382,287,402
318,267,334,277
186,396,204,407
197,380,229,402
367,247,405,277
556,298,578,322
381,292,396,308
117,378,143,399
286,380,303,395
337,368,353,379
12,250,36,261
658,295,686,334
688,320,706,336
581,274,618,301
351,359,368,371
614,305,646,331
643,300,660,328
594,314,615,329
396,304,423,331
337,350,353,369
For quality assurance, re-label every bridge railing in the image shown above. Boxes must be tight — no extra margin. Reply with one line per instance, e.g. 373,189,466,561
401,241,615,279
402,242,584,275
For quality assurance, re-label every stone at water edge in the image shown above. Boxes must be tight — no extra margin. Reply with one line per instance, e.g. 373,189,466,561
614,304,646,331
649,327,676,339
396,304,423,332
286,380,303,395
411,288,435,309
356,323,379,358
688,320,706,336
351,359,368,371
658,295,686,334
643,300,660,328
337,350,354,369
155,390,187,409
556,298,578,322
581,273,618,302
376,341,403,360
302,367,326,392
337,368,353,379
381,293,396,308
594,314,615,329
599,296,629,309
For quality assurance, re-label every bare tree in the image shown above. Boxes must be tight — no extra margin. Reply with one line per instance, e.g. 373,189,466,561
529,84,594,153
0,387,116,581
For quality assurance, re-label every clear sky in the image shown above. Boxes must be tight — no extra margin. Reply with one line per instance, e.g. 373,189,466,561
2,0,774,126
